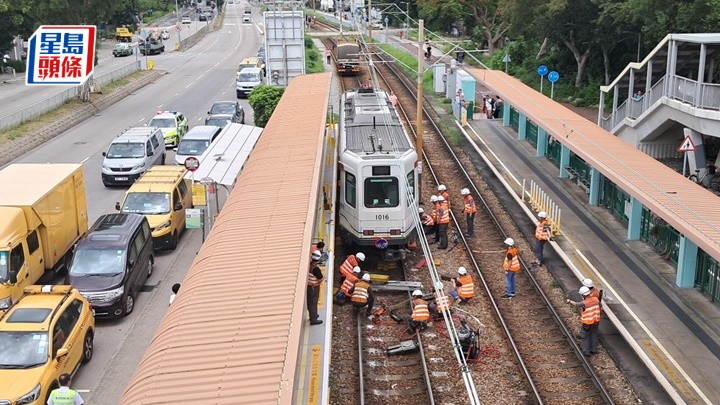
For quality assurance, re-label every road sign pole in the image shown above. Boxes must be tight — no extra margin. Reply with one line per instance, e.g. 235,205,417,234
540,77,543,94
551,82,554,100
683,152,688,177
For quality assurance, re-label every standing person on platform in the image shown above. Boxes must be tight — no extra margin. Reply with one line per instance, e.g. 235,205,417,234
567,286,601,356
436,195,450,249
325,48,332,64
47,373,84,405
501,238,521,299
533,211,552,266
460,188,476,237
307,265,324,325
485,96,495,119
350,273,375,318
494,95,504,118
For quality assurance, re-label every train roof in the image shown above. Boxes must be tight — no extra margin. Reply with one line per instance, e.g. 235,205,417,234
342,89,413,155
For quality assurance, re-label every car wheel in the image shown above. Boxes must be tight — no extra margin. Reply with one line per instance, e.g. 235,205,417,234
170,231,178,250
147,256,154,278
124,294,135,315
236,92,242,99
161,153,166,165
81,331,94,364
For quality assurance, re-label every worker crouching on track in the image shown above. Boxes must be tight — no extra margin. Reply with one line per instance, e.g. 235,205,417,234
350,273,375,319
308,265,324,325
435,195,450,249
502,238,521,299
461,188,476,237
336,266,362,305
567,286,601,356
419,207,435,235
404,290,430,334
449,267,475,304
339,252,365,278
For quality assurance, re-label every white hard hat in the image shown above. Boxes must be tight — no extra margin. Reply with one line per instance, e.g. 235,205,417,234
458,266,467,275
362,273,371,281
582,278,594,288
418,208,424,213
538,211,547,219
504,238,514,246
356,252,366,261
461,188,470,195
438,184,446,191
412,289,423,297
311,251,322,261
430,195,438,203
353,266,361,274
437,196,445,202
579,286,591,296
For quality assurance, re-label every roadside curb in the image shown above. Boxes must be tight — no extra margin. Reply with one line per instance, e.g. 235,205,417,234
0,70,164,168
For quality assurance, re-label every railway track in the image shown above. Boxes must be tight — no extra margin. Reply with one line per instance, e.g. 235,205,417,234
369,47,619,404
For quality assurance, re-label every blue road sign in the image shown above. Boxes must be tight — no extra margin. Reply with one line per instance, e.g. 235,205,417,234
548,71,559,83
537,65,548,76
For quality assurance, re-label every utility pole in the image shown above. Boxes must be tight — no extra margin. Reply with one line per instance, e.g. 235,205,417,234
416,19,424,166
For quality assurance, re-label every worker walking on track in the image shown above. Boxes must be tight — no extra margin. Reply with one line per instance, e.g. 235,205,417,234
350,273,375,318
437,184,450,209
533,211,552,266
308,265,324,325
502,238,521,299
47,373,84,405
405,290,430,334
567,286,601,356
460,188,476,236
339,252,365,278
436,196,450,249
419,207,435,235
450,267,475,303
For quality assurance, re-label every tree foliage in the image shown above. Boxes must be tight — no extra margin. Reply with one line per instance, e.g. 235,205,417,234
248,86,286,128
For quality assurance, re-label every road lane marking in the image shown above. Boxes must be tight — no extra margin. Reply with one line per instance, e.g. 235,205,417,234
158,103,164,108
80,156,90,164
138,117,145,122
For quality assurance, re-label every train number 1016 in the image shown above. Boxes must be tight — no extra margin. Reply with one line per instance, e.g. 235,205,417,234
375,214,390,221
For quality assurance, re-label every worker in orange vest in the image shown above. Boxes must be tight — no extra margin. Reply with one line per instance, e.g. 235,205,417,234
450,267,474,303
339,266,362,298
404,290,430,334
307,265,324,325
350,273,375,318
567,286,601,356
533,211,551,266
437,184,450,210
429,290,452,318
430,195,440,242
460,188,477,237
582,278,603,308
436,195,450,249
502,238,521,299
310,241,326,263
419,207,434,235
339,252,366,278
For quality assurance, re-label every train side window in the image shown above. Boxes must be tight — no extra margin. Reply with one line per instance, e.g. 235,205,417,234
27,231,40,254
406,171,415,206
345,172,356,208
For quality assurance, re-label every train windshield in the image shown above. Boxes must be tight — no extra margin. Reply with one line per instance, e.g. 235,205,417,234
364,177,399,208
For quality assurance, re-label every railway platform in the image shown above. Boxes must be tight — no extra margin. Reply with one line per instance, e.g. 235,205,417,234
463,105,720,403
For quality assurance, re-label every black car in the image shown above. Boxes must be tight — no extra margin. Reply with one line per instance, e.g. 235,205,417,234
204,114,234,128
199,13,208,21
207,101,245,124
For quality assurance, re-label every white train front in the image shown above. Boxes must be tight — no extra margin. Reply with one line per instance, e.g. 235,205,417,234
337,87,419,249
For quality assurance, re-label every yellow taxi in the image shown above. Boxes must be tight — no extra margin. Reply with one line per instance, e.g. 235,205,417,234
0,285,94,405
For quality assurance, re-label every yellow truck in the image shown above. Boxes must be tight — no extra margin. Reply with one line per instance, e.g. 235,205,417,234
115,27,133,42
0,164,89,310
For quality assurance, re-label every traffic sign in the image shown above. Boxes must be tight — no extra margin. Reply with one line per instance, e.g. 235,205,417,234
502,54,511,63
548,71,559,83
537,65,548,76
184,156,200,171
677,136,696,152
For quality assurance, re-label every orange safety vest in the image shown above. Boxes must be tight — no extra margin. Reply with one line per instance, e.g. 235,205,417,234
437,207,450,225
463,195,477,215
434,292,451,313
580,296,601,325
307,270,322,287
421,212,434,226
431,203,440,222
351,281,370,304
339,255,359,278
457,275,474,299
535,220,551,241
411,298,430,321
438,191,450,209
340,273,359,297
502,246,521,272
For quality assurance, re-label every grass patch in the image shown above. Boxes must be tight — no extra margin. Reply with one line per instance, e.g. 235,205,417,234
305,36,324,74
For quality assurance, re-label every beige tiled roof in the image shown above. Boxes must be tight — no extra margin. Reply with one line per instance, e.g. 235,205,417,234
121,73,331,405
469,68,720,261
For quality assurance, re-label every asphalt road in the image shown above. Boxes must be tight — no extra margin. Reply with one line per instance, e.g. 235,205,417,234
10,3,263,403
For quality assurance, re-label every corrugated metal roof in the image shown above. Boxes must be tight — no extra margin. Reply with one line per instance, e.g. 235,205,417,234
0,164,82,206
121,73,331,405
469,68,720,262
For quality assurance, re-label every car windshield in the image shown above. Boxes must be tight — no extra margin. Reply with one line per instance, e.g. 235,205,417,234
205,118,230,128
114,44,127,50
148,118,175,128
121,192,171,215
0,251,7,282
0,331,48,368
177,139,210,155
210,103,236,115
106,142,144,159
238,72,259,81
70,248,125,276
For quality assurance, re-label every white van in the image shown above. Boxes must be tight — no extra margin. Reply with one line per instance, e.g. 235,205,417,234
236,67,263,98
174,125,223,165
102,127,166,186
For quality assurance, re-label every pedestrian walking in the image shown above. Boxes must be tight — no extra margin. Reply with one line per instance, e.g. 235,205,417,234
389,90,398,107
567,286,601,356
47,373,84,405
350,273,375,318
450,267,475,303
425,41,432,60
404,290,430,333
169,283,181,305
419,207,435,235
436,195,450,249
460,188,476,236
437,184,450,210
307,265,324,325
502,238,521,299
533,211,551,266
325,48,332,65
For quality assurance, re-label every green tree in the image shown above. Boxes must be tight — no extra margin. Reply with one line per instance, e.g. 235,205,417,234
458,0,510,55
248,85,285,127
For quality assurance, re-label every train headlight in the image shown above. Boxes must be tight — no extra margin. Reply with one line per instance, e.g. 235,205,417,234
390,229,401,235
363,230,374,236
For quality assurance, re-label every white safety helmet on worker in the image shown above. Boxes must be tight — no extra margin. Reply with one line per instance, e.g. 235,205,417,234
579,286,591,296
362,273,371,282
311,251,322,261
418,208,424,213
437,195,445,202
461,188,470,196
438,184,447,191
582,278,594,288
504,238,514,246
412,290,423,297
353,266,361,274
430,195,439,203
356,252,366,261
458,267,467,275
538,211,547,219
